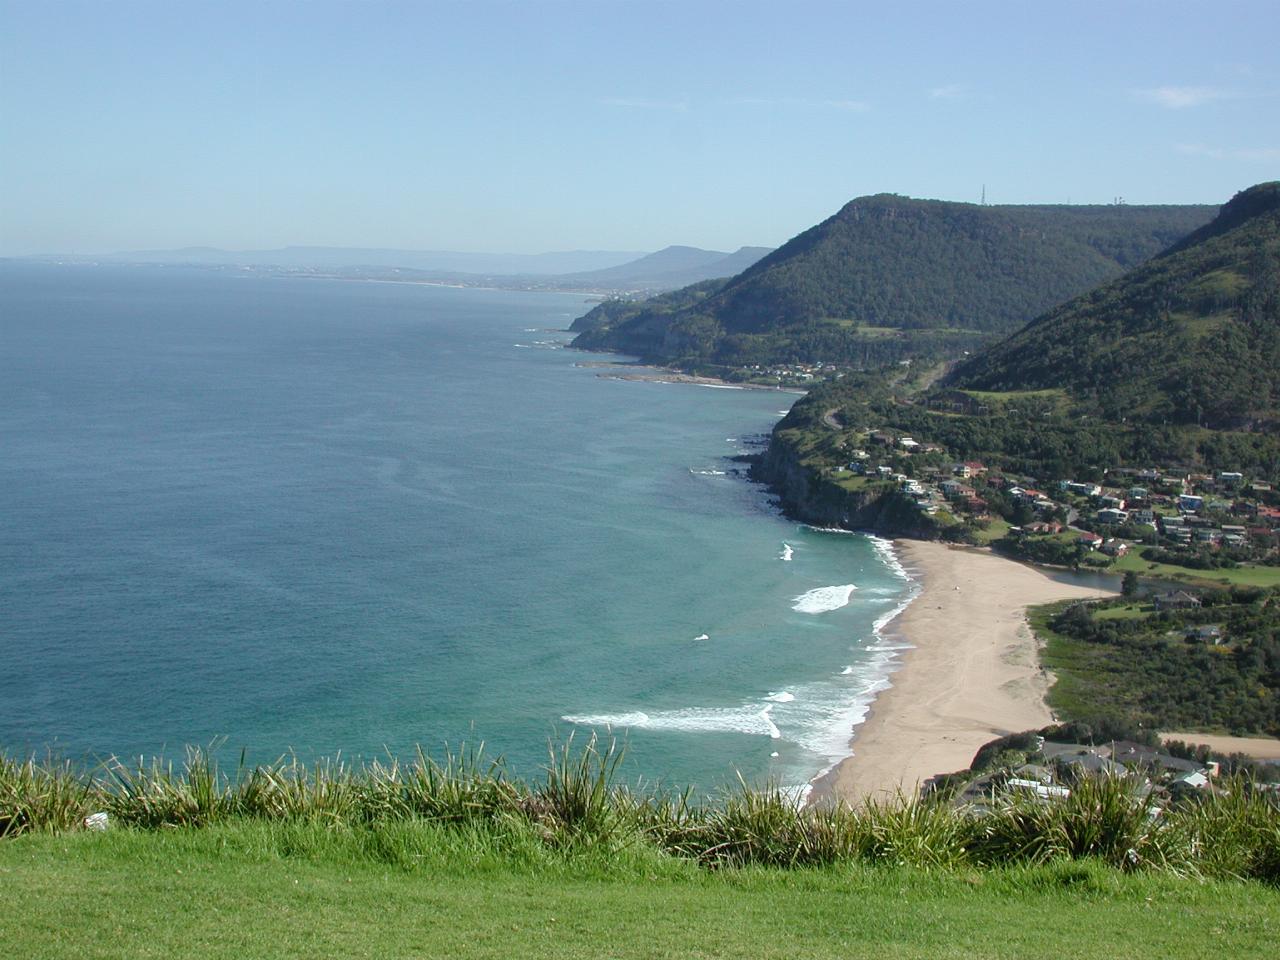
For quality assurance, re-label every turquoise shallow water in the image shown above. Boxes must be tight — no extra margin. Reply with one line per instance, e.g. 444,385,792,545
0,263,912,794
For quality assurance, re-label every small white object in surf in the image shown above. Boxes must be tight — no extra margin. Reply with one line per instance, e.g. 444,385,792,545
764,691,795,703
691,468,727,476
770,751,780,758
791,584,857,614
779,543,794,561
693,633,710,641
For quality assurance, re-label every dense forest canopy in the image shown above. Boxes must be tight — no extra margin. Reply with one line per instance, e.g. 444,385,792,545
951,182,1280,432
572,194,1216,368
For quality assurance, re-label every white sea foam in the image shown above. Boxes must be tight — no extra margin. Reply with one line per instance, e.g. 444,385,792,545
867,534,911,580
562,705,782,739
691,468,727,476
760,704,782,740
779,543,794,561
698,383,744,390
791,584,857,614
569,532,923,801
693,633,710,641
803,524,854,535
872,593,918,635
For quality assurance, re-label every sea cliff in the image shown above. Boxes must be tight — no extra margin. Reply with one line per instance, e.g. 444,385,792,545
751,429,941,538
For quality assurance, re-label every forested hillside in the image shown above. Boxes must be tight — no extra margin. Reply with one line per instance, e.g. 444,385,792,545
573,194,1215,368
952,182,1280,431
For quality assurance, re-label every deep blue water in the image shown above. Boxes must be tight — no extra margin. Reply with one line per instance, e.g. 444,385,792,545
0,263,912,793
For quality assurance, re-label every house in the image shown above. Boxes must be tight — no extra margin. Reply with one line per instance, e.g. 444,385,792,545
1098,495,1126,510
1025,521,1064,535
953,463,973,478
1062,481,1102,497
1218,471,1245,489
1183,624,1223,644
1169,771,1212,793
1178,494,1204,513
1077,531,1103,548
898,436,920,451
1131,509,1156,525
963,460,988,476
1008,778,1071,800
1099,539,1129,557
1128,486,1150,502
1097,508,1129,525
1109,742,1205,775
1154,590,1202,611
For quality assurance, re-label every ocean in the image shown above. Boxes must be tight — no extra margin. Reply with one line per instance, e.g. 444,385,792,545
0,263,913,795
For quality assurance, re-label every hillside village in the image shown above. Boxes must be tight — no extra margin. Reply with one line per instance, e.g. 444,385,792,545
821,425,1280,587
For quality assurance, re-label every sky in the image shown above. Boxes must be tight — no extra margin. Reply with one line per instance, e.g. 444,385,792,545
2,0,1278,256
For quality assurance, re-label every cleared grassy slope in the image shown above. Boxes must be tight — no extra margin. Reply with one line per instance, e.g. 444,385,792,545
3,822,1276,960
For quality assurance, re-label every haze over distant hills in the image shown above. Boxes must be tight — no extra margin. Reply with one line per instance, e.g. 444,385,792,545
33,246,648,277
573,195,1217,368
19,243,773,294
560,245,774,290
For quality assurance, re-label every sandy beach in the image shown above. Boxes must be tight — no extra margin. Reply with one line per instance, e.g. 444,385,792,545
812,540,1115,806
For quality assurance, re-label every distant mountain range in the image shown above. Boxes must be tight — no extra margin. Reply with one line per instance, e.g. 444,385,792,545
19,243,773,293
950,181,1280,432
572,195,1216,367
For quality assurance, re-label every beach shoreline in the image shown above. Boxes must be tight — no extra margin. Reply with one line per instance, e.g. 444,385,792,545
809,539,1116,806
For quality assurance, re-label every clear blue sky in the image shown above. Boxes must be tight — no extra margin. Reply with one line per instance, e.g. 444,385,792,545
2,0,1277,255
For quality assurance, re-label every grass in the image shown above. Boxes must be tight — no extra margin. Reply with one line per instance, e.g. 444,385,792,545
1093,602,1151,621
2,742,1278,957
3,821,1277,960
1110,550,1280,589
971,516,1011,545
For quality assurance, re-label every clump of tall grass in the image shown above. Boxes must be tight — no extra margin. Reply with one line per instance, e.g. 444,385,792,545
3,742,1277,884
389,743,523,825
0,754,97,836
522,734,633,848
971,774,1182,872
1163,777,1280,884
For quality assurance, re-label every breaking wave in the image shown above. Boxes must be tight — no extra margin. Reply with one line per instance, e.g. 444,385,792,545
791,584,857,614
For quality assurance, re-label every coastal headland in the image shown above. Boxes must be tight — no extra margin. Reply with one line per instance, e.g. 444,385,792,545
812,540,1116,806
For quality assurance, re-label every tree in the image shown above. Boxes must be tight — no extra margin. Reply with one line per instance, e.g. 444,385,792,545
1121,570,1139,597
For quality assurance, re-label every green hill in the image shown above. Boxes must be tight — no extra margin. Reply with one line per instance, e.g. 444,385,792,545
951,182,1280,431
572,194,1215,368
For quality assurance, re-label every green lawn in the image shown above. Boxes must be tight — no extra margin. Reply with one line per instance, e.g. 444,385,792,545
2,823,1276,960
972,517,1010,544
1110,550,1280,588
1093,602,1152,621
